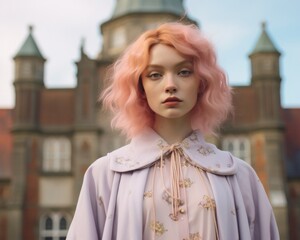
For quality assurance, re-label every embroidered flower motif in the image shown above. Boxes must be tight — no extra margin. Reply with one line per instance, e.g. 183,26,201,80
143,191,152,199
156,160,165,168
181,158,190,167
215,163,221,168
197,145,215,156
162,190,184,206
115,157,139,168
183,232,201,240
189,132,198,142
157,139,165,149
150,221,167,236
182,139,190,149
190,232,201,240
179,178,194,188
162,190,172,204
199,195,216,209
231,209,236,215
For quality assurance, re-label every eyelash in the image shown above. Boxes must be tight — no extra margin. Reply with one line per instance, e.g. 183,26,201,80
146,69,193,80
147,72,162,80
178,69,192,77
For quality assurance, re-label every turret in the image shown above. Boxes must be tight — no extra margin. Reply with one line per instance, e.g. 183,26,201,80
249,23,288,239
13,25,45,131
74,40,98,129
249,22,282,126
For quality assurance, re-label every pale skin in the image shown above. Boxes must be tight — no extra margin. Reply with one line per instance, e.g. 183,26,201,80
141,44,200,144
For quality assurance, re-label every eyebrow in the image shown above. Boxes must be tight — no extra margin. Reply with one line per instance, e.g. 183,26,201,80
146,60,193,70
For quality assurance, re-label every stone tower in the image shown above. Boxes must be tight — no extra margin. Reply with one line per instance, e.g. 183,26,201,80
99,0,195,60
13,26,45,130
249,22,282,126
249,22,288,239
10,26,45,240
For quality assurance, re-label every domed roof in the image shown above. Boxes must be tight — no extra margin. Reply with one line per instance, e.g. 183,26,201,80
112,0,185,18
15,25,44,59
251,22,279,54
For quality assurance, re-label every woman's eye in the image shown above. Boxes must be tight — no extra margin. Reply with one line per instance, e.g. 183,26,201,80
147,72,162,80
178,69,192,77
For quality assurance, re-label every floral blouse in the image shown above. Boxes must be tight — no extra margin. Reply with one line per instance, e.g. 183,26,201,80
143,143,219,240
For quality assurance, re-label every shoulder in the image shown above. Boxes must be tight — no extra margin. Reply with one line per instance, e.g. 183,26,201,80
230,155,266,194
86,144,132,177
233,156,259,180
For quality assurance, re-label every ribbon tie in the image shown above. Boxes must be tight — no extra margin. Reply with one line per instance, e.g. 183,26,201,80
160,144,185,221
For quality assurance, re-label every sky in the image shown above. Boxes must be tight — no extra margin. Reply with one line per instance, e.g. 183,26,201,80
0,0,300,108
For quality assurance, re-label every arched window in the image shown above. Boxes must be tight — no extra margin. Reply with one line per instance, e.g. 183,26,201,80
222,136,251,164
59,217,67,230
40,213,70,240
45,216,53,230
43,137,71,172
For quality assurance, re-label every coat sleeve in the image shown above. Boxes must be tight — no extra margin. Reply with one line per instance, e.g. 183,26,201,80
235,159,280,240
66,156,114,240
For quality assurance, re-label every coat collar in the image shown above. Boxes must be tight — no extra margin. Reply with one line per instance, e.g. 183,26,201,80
110,128,237,175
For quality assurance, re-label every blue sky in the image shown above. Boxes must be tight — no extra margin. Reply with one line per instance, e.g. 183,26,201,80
0,0,299,108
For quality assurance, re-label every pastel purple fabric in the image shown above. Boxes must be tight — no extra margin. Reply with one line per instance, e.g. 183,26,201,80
67,129,279,240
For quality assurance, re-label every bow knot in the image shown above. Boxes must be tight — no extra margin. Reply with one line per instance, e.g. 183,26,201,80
160,143,185,221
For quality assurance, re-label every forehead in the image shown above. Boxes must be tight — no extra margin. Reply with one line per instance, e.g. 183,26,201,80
147,44,191,67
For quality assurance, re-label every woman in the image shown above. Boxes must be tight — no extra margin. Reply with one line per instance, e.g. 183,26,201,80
67,22,279,240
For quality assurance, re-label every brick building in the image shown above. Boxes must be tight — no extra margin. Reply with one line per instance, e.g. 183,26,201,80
0,0,299,239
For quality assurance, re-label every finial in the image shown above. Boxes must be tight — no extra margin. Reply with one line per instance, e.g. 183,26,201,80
29,25,34,33
80,38,85,53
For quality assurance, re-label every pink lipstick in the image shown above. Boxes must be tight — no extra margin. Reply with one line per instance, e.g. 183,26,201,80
162,97,182,107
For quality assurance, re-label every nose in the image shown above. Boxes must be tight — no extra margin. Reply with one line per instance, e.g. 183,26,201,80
165,86,177,94
165,74,177,94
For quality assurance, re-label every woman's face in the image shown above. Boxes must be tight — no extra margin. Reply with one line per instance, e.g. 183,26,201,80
141,44,200,121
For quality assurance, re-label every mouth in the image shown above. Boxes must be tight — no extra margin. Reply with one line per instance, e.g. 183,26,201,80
162,97,183,104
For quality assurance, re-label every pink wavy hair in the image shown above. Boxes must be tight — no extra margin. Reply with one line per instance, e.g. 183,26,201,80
101,22,232,139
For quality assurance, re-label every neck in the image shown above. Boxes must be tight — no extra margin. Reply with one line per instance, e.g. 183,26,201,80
153,116,193,144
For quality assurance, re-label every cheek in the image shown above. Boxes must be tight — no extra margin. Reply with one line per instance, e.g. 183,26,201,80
189,84,200,98
143,86,156,106
188,84,200,106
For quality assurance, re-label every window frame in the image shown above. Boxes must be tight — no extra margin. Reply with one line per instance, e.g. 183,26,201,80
40,212,70,240
222,136,251,164
42,137,72,173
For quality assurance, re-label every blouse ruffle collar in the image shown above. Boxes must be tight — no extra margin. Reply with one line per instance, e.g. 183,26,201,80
109,128,237,175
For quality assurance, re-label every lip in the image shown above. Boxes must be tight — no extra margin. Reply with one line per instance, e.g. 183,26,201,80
162,97,183,104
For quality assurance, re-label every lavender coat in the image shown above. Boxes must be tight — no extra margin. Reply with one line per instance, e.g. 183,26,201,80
67,129,279,240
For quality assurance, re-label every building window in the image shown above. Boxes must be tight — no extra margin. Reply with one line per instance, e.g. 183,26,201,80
43,138,71,172
222,136,251,164
40,213,70,240
22,61,31,78
111,27,126,49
